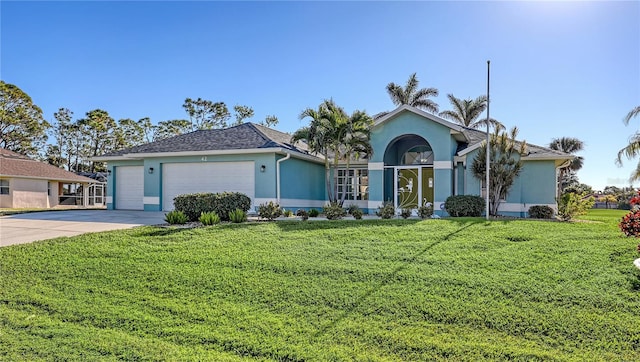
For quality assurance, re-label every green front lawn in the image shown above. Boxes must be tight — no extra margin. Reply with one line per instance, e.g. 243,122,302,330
1,210,639,360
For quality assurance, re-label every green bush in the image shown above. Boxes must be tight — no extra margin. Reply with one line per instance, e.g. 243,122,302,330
400,208,412,219
323,202,347,220
174,192,251,222
309,208,319,217
164,210,188,225
228,208,247,223
257,201,282,221
557,192,595,221
283,209,294,217
346,204,360,215
376,202,395,219
418,204,433,219
444,195,485,217
351,208,363,220
528,205,554,219
199,211,220,225
296,209,309,221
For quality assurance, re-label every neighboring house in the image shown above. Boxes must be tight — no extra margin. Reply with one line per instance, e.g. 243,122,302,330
0,149,104,208
96,105,573,217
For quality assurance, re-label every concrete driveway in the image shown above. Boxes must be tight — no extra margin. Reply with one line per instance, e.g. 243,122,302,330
0,210,167,247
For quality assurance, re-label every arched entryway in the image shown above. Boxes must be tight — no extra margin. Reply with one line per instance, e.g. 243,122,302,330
383,134,435,211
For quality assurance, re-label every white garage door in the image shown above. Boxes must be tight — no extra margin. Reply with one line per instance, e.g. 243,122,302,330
162,161,255,211
115,166,143,210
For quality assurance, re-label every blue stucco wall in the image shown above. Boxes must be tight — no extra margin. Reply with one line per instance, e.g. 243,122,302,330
369,110,458,215
279,156,326,201
370,112,455,163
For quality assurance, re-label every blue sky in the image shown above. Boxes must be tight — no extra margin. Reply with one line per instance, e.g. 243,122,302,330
2,1,638,191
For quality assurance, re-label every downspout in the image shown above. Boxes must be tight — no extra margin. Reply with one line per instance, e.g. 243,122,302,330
555,159,572,198
276,153,291,203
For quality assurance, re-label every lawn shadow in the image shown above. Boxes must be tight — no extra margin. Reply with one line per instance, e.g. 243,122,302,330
274,219,421,232
134,227,191,237
313,221,479,339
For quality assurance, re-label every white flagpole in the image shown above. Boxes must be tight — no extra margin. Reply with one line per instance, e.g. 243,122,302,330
486,60,491,220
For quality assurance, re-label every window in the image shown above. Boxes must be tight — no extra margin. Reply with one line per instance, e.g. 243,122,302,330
402,145,433,165
337,169,369,201
47,182,52,196
0,179,9,195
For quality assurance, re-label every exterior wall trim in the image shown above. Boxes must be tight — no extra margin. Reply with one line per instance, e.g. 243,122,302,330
94,148,324,164
368,162,384,171
433,161,453,169
143,196,160,205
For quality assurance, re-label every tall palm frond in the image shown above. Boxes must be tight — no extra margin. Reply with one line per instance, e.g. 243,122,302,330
624,106,640,125
386,73,439,113
549,137,584,171
439,94,504,130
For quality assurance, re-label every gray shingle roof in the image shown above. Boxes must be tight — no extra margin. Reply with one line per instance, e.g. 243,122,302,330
99,122,309,157
461,128,572,158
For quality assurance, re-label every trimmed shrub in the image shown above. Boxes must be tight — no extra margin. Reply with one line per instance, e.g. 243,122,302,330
376,202,395,219
165,210,188,225
283,209,294,217
444,195,485,217
346,204,360,215
528,205,554,219
557,192,594,221
296,209,309,221
174,192,251,222
309,208,320,218
400,208,412,219
229,208,247,223
257,201,282,221
323,202,347,220
351,208,363,220
418,204,433,219
199,211,220,225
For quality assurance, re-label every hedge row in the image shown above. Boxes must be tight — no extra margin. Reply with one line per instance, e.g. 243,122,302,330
173,192,251,222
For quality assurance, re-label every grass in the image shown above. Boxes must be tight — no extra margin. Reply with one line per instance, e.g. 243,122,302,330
1,209,639,360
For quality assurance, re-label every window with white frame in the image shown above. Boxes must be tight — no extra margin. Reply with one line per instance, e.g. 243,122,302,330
337,168,369,201
0,179,9,195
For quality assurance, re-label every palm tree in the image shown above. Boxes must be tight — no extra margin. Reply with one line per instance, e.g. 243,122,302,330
624,106,640,124
549,137,585,193
292,99,373,204
616,105,640,181
291,103,335,201
385,73,439,113
438,94,504,130
337,110,374,205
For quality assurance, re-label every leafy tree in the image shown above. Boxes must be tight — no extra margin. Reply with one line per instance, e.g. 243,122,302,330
549,137,585,193
50,108,75,170
616,105,640,180
386,73,439,113
564,182,593,195
78,109,118,172
154,119,192,141
233,105,254,125
438,94,503,130
261,115,279,128
44,144,65,168
115,117,154,149
0,81,50,156
472,127,527,216
183,98,230,130
602,194,617,209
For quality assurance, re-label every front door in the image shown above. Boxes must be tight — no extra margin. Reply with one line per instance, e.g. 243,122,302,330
395,167,434,211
